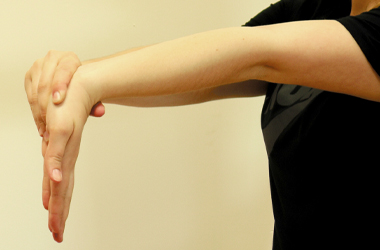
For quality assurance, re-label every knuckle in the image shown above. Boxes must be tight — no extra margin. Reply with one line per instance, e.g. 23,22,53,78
37,95,47,108
54,73,71,89
60,57,81,71
46,154,64,170
27,96,33,106
50,191,66,200
32,58,43,69
31,58,44,74
63,51,81,65
66,51,78,58
46,49,58,58
24,70,31,84
24,80,30,92
37,81,48,93
29,92,38,106
49,125,71,137
49,213,63,232
39,110,47,121
56,66,71,77
39,122,46,132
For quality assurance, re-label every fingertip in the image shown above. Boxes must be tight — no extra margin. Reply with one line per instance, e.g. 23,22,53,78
42,194,50,210
42,194,49,210
53,232,63,243
39,125,46,138
42,171,50,209
90,102,105,117
39,127,44,137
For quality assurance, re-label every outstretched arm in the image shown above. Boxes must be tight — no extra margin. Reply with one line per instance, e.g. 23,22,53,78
41,19,380,242
80,22,380,105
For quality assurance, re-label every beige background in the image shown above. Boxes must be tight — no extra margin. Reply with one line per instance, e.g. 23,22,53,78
0,0,274,249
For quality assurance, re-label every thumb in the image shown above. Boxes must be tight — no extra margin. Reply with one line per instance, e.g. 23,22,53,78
51,53,82,105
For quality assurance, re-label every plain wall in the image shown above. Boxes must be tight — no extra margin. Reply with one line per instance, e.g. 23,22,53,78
0,0,274,249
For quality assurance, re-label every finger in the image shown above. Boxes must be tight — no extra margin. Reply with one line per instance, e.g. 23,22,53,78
44,117,75,239
49,171,74,243
25,63,46,136
90,101,106,117
42,173,51,210
48,135,78,243
42,138,50,210
54,180,74,243
38,51,60,123
52,53,81,104
48,181,67,243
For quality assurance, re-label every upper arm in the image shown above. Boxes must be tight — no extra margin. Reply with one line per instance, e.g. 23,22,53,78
208,80,268,100
253,20,380,102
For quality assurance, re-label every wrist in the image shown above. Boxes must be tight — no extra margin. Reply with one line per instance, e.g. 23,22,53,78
71,63,102,111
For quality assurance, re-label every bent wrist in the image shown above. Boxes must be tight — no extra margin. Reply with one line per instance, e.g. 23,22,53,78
72,63,103,110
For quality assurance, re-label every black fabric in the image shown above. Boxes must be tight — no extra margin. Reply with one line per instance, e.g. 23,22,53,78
244,0,351,25
243,1,380,249
338,7,380,76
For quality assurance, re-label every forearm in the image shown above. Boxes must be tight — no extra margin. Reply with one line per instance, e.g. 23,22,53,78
76,27,268,105
82,45,151,65
105,80,268,107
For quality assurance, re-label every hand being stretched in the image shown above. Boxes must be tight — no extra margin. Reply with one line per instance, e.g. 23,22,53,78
24,51,104,242
41,76,94,242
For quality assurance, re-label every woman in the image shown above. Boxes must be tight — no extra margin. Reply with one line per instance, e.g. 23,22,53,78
25,0,380,248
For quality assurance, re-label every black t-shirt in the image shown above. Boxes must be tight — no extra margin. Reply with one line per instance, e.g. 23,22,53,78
244,1,380,249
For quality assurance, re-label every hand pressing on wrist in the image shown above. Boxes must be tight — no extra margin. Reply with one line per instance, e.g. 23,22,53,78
25,50,105,138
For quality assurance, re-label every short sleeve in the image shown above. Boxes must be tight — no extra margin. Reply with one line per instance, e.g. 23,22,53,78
243,0,350,27
337,8,380,76
243,0,291,27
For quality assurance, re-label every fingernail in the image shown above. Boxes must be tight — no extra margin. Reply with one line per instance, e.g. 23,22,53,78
53,91,61,103
52,169,62,182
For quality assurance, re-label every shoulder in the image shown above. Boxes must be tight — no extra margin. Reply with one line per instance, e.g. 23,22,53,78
249,20,380,101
